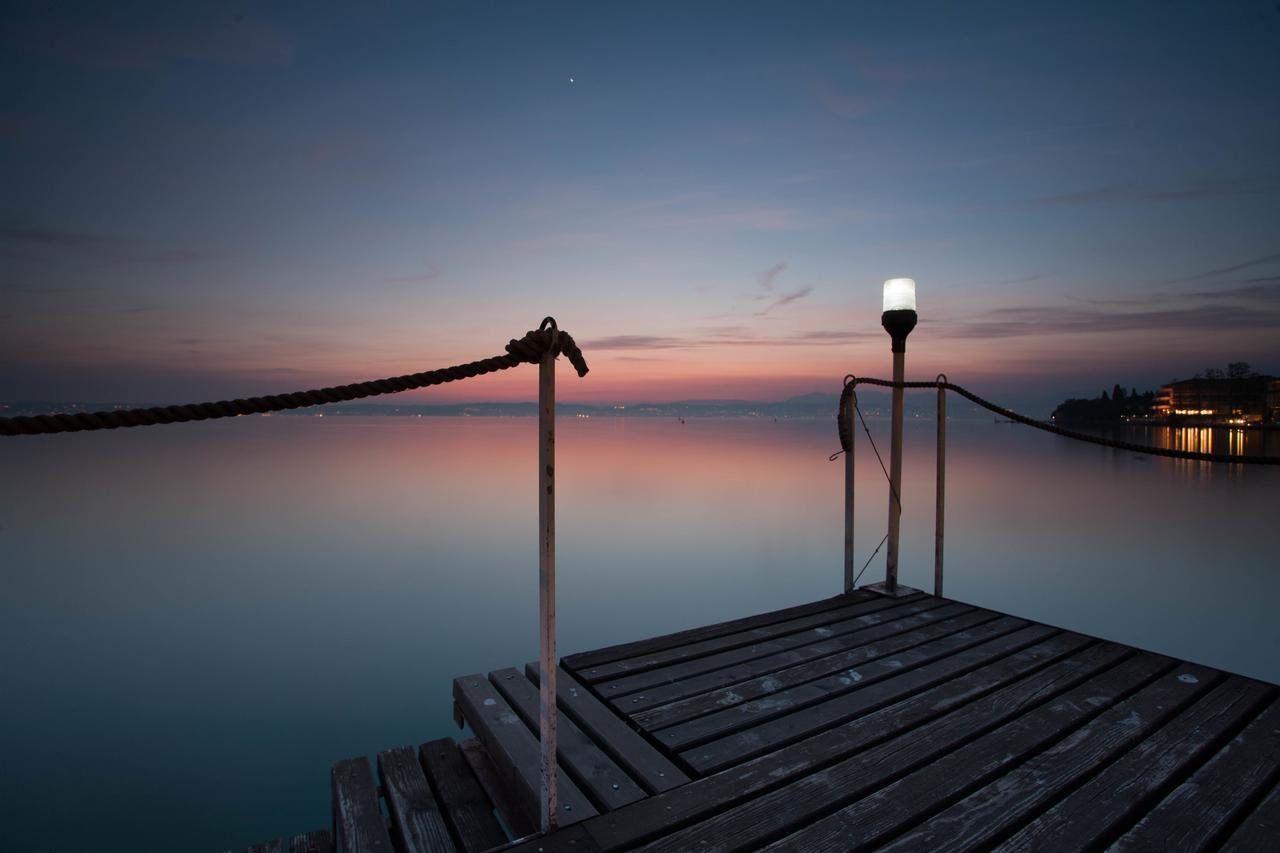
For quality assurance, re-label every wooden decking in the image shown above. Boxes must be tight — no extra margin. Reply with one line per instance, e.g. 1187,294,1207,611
246,589,1280,852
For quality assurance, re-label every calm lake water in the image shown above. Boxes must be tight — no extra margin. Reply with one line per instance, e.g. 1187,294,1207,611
1,415,1277,851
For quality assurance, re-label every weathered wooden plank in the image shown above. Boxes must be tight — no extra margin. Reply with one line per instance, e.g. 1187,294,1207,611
603,598,959,711
579,632,1113,851
525,663,689,793
331,756,394,853
1222,779,1280,853
289,831,334,853
562,592,871,672
1109,695,1280,852
456,738,533,840
500,823,603,853
681,622,1059,773
635,607,998,731
453,673,598,827
998,676,1274,852
658,614,1028,754
869,662,1223,853
654,651,1176,853
594,597,950,702
376,745,456,853
245,841,283,853
574,594,921,684
490,667,646,811
419,738,508,853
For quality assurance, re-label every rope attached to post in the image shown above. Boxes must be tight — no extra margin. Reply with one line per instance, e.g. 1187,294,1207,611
0,321,589,437
839,376,1280,465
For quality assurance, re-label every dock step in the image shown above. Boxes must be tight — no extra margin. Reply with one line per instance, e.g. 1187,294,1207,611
524,663,688,794
452,672,598,827
425,738,516,852
450,661,693,829
334,738,508,853
247,737,508,853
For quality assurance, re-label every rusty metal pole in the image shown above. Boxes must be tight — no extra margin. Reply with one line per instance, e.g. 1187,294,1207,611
885,348,905,590
538,327,558,833
935,376,947,598
844,387,856,594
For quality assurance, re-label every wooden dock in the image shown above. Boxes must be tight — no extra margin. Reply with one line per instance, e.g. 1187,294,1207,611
245,589,1280,852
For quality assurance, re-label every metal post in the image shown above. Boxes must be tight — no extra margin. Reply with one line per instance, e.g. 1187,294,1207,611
935,376,946,598
538,332,558,833
885,349,905,590
844,387,856,594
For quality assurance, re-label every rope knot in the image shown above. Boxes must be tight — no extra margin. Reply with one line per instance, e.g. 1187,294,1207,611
506,322,590,377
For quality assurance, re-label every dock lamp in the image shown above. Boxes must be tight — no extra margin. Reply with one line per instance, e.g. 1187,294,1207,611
875,278,917,596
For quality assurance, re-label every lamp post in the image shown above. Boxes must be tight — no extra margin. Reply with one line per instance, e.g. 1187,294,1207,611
870,278,918,596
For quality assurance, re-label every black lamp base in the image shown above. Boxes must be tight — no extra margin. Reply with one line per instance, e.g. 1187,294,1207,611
881,309,918,353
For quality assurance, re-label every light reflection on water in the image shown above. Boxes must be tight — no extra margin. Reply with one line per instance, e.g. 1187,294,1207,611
0,416,1276,851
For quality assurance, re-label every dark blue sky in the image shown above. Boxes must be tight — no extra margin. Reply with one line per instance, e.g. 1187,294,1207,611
3,1,1278,409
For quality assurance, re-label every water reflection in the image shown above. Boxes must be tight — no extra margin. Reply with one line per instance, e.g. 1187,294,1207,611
1120,424,1278,459
0,416,1276,851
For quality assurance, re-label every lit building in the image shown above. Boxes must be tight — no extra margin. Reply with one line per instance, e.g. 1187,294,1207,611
1154,376,1278,425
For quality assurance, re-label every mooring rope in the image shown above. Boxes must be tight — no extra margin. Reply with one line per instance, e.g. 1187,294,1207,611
838,376,1280,465
0,318,589,437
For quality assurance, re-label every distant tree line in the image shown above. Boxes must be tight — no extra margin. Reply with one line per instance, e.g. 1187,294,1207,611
1050,362,1265,423
1191,361,1259,380
1051,384,1155,423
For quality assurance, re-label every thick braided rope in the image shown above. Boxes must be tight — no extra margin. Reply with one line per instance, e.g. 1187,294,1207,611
0,325,588,437
841,376,1280,466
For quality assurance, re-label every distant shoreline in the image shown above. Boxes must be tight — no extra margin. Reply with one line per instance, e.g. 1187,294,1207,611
0,395,923,421
6,399,1279,426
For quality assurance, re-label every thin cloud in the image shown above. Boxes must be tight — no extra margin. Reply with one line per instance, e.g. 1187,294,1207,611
1032,187,1133,206
242,367,312,375
1163,252,1280,285
581,335,690,350
1140,187,1250,203
759,263,787,292
755,286,814,316
1073,277,1280,307
1,220,210,265
940,304,1280,339
790,329,881,342
0,222,116,249
1033,181,1269,208
584,326,874,351
1179,282,1280,302
0,283,102,294
9,18,295,70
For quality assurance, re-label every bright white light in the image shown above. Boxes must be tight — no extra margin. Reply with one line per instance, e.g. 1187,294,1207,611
883,278,917,312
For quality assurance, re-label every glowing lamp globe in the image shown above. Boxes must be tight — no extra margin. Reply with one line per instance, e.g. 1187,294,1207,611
882,278,917,312
880,277,918,352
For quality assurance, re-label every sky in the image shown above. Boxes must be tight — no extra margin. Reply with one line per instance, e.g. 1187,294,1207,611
2,1,1279,413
